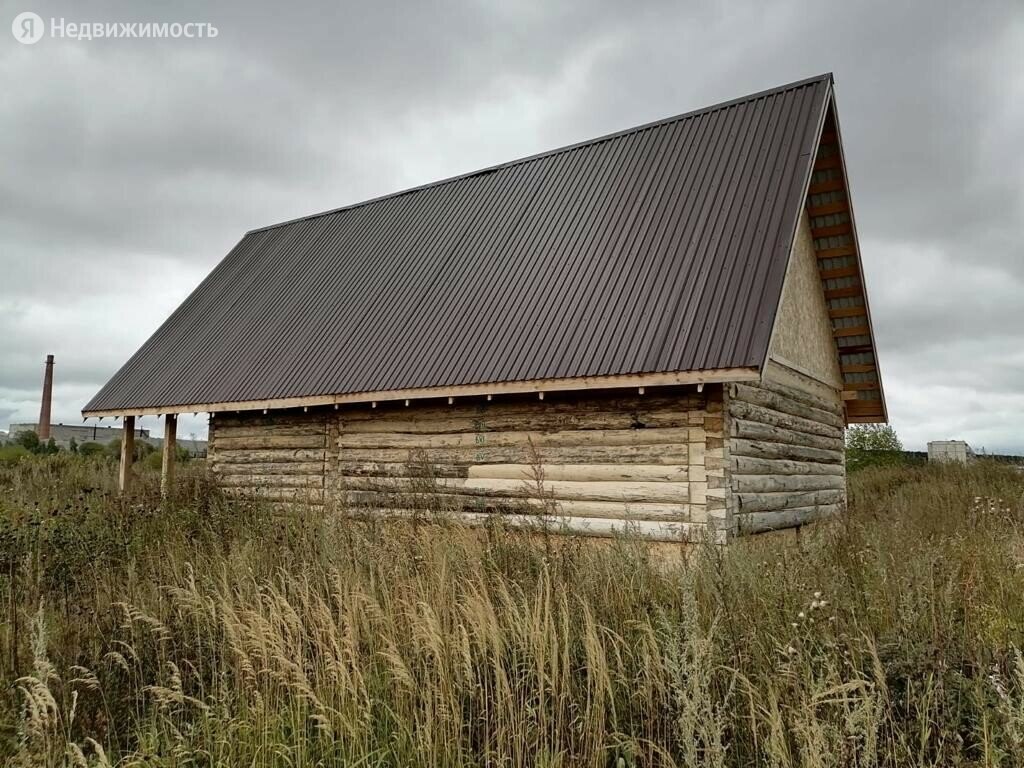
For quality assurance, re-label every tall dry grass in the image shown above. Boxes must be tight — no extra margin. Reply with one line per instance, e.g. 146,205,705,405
1,455,1024,766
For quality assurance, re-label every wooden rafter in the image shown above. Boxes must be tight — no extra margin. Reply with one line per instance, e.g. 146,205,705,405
810,223,852,238
805,99,887,423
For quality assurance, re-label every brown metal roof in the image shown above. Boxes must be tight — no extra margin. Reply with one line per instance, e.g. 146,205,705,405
85,74,840,415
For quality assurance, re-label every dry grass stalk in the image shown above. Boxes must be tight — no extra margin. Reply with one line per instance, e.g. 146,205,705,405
0,455,1023,765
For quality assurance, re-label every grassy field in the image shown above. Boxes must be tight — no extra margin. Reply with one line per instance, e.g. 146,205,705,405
1,455,1023,766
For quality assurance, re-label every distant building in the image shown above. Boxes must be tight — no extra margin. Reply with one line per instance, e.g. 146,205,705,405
928,440,974,464
7,421,148,448
6,422,206,457
150,435,208,458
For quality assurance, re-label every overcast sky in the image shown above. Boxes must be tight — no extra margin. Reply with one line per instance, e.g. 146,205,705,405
1,0,1022,452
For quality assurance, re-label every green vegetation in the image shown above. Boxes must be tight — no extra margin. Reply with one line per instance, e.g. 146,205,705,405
0,431,58,467
845,423,906,472
0,431,187,469
0,446,30,468
1,454,1023,766
101,438,157,463
8,430,58,457
141,444,192,472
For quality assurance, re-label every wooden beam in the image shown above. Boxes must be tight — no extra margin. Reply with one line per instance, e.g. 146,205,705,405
440,510,706,543
846,400,884,412
819,266,859,280
812,155,842,170
119,416,135,493
738,504,841,534
824,285,862,300
806,202,848,218
846,414,887,423
161,414,177,498
846,401,887,421
816,246,856,259
81,366,760,418
833,325,871,338
828,306,866,320
841,363,876,374
841,381,880,391
836,342,875,354
810,223,851,238
846,397,887,419
808,178,844,195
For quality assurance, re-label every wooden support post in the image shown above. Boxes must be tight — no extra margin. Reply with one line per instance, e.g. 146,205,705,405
161,414,177,498
119,416,135,493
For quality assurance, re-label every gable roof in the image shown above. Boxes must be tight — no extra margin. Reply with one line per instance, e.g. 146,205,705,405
84,73,880,418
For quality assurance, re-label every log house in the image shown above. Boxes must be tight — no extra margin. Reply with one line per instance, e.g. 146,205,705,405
83,74,885,542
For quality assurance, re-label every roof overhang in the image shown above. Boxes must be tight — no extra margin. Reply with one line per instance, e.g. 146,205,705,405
81,366,760,418
798,85,888,423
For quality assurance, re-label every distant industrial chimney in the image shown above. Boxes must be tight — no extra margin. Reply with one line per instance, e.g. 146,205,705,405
37,354,54,440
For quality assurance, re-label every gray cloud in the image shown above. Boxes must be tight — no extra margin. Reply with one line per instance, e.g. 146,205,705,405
1,0,1022,452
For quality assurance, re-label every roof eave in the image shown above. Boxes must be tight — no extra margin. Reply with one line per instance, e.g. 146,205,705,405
827,90,889,423
760,79,888,424
80,366,761,418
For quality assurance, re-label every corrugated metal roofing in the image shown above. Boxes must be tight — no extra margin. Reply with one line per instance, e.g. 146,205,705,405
84,74,834,414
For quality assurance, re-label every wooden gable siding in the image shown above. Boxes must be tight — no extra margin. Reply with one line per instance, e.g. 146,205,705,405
769,209,844,389
208,387,730,542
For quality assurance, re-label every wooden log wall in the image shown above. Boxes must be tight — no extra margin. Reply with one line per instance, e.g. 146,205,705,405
725,363,846,535
208,412,329,507
207,387,728,542
327,388,727,542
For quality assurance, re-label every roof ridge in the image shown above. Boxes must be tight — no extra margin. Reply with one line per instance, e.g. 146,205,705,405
247,73,833,235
